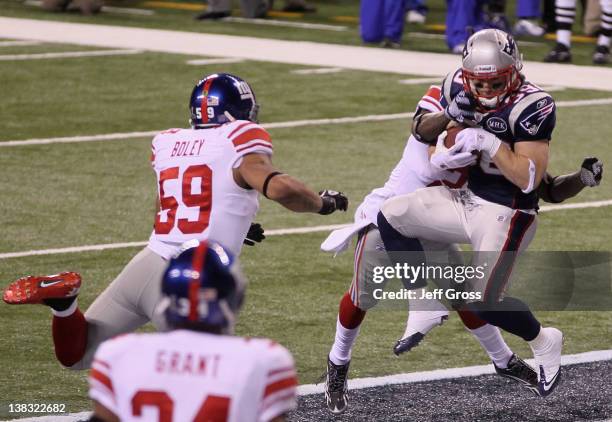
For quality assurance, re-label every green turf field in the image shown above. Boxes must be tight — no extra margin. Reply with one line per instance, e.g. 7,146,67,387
0,11,611,418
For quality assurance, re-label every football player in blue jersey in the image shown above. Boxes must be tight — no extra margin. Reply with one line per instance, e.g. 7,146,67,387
376,28,593,397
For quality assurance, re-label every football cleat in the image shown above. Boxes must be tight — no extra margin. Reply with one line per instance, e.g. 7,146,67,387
543,43,572,63
593,45,610,65
513,19,545,37
324,357,350,414
494,354,538,394
3,272,81,305
532,327,564,397
393,311,449,356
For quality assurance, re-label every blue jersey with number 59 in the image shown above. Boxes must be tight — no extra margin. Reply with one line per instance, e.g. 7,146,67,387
440,68,556,209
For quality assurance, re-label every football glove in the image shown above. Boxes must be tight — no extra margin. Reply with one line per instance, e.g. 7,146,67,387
244,223,265,246
430,137,478,170
456,127,502,157
580,157,603,187
318,190,348,215
444,91,483,126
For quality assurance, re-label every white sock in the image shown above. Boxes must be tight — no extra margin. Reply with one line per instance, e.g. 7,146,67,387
528,327,550,353
469,324,513,368
557,29,571,47
329,317,360,365
51,299,78,317
597,34,611,47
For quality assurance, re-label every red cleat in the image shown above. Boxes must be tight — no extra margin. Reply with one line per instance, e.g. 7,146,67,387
3,272,81,305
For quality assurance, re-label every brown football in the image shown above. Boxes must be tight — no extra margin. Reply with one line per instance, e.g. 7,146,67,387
443,123,466,149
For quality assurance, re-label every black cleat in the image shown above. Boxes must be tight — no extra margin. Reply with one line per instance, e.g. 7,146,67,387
494,354,538,394
543,43,572,63
324,357,350,414
194,11,231,20
593,45,610,65
393,332,425,356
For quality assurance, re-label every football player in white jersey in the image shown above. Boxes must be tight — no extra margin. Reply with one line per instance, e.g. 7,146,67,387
376,29,602,398
3,73,348,370
322,83,603,413
88,239,297,422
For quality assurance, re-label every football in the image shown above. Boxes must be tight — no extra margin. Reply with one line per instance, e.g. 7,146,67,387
444,123,467,149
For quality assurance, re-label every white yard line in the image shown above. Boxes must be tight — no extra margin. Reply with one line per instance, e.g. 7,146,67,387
0,200,610,260
24,0,155,15
2,18,612,91
297,349,612,395
0,113,415,147
101,6,155,16
0,49,143,61
6,349,611,421
291,67,344,75
186,57,245,65
2,96,612,147
221,17,348,32
0,40,40,47
398,77,441,85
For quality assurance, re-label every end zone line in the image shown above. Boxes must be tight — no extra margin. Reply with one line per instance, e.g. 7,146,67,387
2,97,612,147
0,199,610,260
6,349,611,421
297,349,612,395
0,49,143,61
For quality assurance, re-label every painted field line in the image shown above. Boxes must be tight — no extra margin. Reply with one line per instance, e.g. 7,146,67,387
398,77,441,85
6,349,611,421
102,6,155,16
291,67,344,75
297,349,612,395
24,0,155,15
1,199,611,260
3,96,612,147
0,49,143,61
0,224,349,260
0,113,415,147
221,17,348,32
0,40,40,47
539,198,612,212
186,58,244,65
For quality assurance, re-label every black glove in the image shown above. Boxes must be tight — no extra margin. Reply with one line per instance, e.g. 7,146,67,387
444,90,483,126
580,157,603,187
244,223,265,246
318,190,348,215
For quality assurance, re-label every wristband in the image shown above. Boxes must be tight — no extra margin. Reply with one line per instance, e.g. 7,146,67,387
318,196,336,215
521,159,537,193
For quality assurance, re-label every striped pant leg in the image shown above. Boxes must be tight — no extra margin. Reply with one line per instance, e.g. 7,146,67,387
348,226,391,310
600,0,612,37
555,0,577,31
468,203,537,303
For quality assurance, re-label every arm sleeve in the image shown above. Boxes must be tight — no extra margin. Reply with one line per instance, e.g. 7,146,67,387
258,344,298,422
416,85,443,113
229,122,273,160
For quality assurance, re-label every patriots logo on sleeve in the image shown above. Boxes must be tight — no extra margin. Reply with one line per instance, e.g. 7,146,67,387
519,100,555,136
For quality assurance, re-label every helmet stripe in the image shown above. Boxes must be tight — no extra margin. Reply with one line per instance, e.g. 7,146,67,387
188,241,208,321
200,78,214,125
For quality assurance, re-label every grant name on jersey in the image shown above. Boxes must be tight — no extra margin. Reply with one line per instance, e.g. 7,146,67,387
155,350,221,377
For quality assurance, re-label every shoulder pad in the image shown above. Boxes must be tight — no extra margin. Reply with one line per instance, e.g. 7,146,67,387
440,68,463,108
509,94,556,140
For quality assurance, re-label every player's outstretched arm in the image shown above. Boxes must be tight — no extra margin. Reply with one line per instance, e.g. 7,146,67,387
539,157,604,203
235,153,348,214
412,110,450,145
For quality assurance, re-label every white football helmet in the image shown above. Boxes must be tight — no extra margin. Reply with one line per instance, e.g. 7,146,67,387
461,29,523,110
